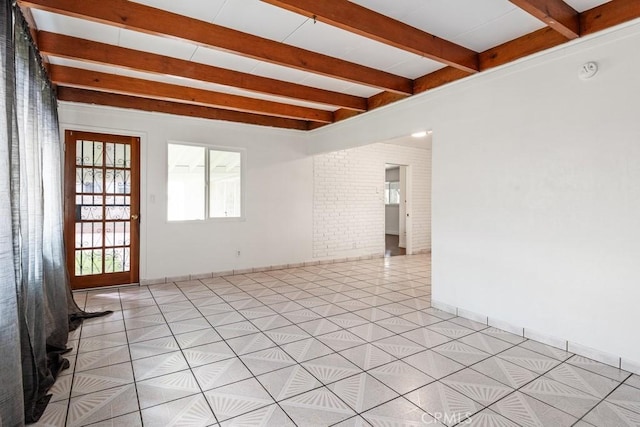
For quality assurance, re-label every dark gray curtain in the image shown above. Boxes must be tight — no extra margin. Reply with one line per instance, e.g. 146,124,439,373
1,2,83,425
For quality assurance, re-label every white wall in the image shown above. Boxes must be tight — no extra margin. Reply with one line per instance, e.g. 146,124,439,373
307,21,640,367
59,104,312,281
312,142,431,259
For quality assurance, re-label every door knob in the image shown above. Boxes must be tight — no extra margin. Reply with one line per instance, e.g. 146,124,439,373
131,214,139,220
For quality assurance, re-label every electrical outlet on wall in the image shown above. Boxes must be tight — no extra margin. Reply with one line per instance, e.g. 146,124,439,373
236,250,241,257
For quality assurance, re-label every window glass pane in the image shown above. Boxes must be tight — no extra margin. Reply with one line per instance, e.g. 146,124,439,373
390,181,400,204
209,150,241,218
168,144,205,221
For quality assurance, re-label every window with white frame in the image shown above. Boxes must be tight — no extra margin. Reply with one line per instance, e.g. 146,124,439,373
385,181,400,205
167,143,242,221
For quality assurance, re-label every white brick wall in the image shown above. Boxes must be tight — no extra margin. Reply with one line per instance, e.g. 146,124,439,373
313,142,431,259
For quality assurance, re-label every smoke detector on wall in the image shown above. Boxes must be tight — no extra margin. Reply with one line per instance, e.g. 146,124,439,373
579,62,598,80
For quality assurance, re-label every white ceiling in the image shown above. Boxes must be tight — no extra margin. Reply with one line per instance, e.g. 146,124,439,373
30,0,614,125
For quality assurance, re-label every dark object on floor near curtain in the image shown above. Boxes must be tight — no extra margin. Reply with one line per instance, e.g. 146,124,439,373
0,3,111,425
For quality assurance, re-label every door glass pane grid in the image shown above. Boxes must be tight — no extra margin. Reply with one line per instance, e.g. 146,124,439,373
76,140,103,167
74,139,134,277
75,249,103,276
105,142,131,168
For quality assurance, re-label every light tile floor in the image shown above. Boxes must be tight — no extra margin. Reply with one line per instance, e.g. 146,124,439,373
34,255,640,426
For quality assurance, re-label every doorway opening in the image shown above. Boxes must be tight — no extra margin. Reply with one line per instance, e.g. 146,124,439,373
385,163,410,257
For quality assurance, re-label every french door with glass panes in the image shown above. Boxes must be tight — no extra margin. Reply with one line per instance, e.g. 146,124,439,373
64,130,140,289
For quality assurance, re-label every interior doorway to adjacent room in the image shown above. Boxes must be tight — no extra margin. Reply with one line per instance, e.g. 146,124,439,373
384,163,410,257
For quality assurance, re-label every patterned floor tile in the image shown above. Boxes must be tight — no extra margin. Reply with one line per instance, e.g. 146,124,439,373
226,332,277,355
123,314,167,331
426,321,475,339
521,376,601,418
192,358,253,391
405,382,481,427
459,332,515,355
205,377,275,422
497,346,561,374
567,355,631,382
282,308,323,324
301,353,362,384
449,317,489,332
423,308,456,321
352,307,394,322
375,316,421,334
219,403,295,427
441,368,513,406
141,393,216,427
85,411,143,426
471,357,539,389
78,332,128,353
400,328,451,349
518,340,573,361
81,320,126,338
606,383,640,414
372,335,426,358
237,306,277,320
432,341,491,366
583,400,640,426
626,374,640,390
339,343,397,370
205,311,246,327
545,363,620,398
281,337,335,363
490,391,577,426
215,320,260,340
132,351,189,381
464,409,519,427
280,387,356,427
379,303,416,317
128,336,179,360
328,313,370,329
368,360,435,395
400,311,442,327
126,325,173,344
49,374,73,403
403,350,465,380
167,317,210,335
74,346,131,372
71,362,134,397
136,369,200,409
331,415,372,427
362,396,441,427
263,324,310,345
347,323,395,342
250,314,293,331
183,341,236,368
163,307,204,323
67,384,139,427
174,328,222,349
317,329,367,352
32,399,68,427
257,365,322,401
240,347,297,376
298,318,342,336
480,327,526,345
328,373,399,412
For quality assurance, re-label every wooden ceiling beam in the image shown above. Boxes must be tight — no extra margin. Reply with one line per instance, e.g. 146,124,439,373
479,27,568,70
19,0,413,94
261,0,479,73
49,65,334,123
38,31,367,112
57,87,310,130
581,0,640,36
509,0,580,39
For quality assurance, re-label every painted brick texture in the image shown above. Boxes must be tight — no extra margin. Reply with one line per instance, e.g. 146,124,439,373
313,142,431,259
